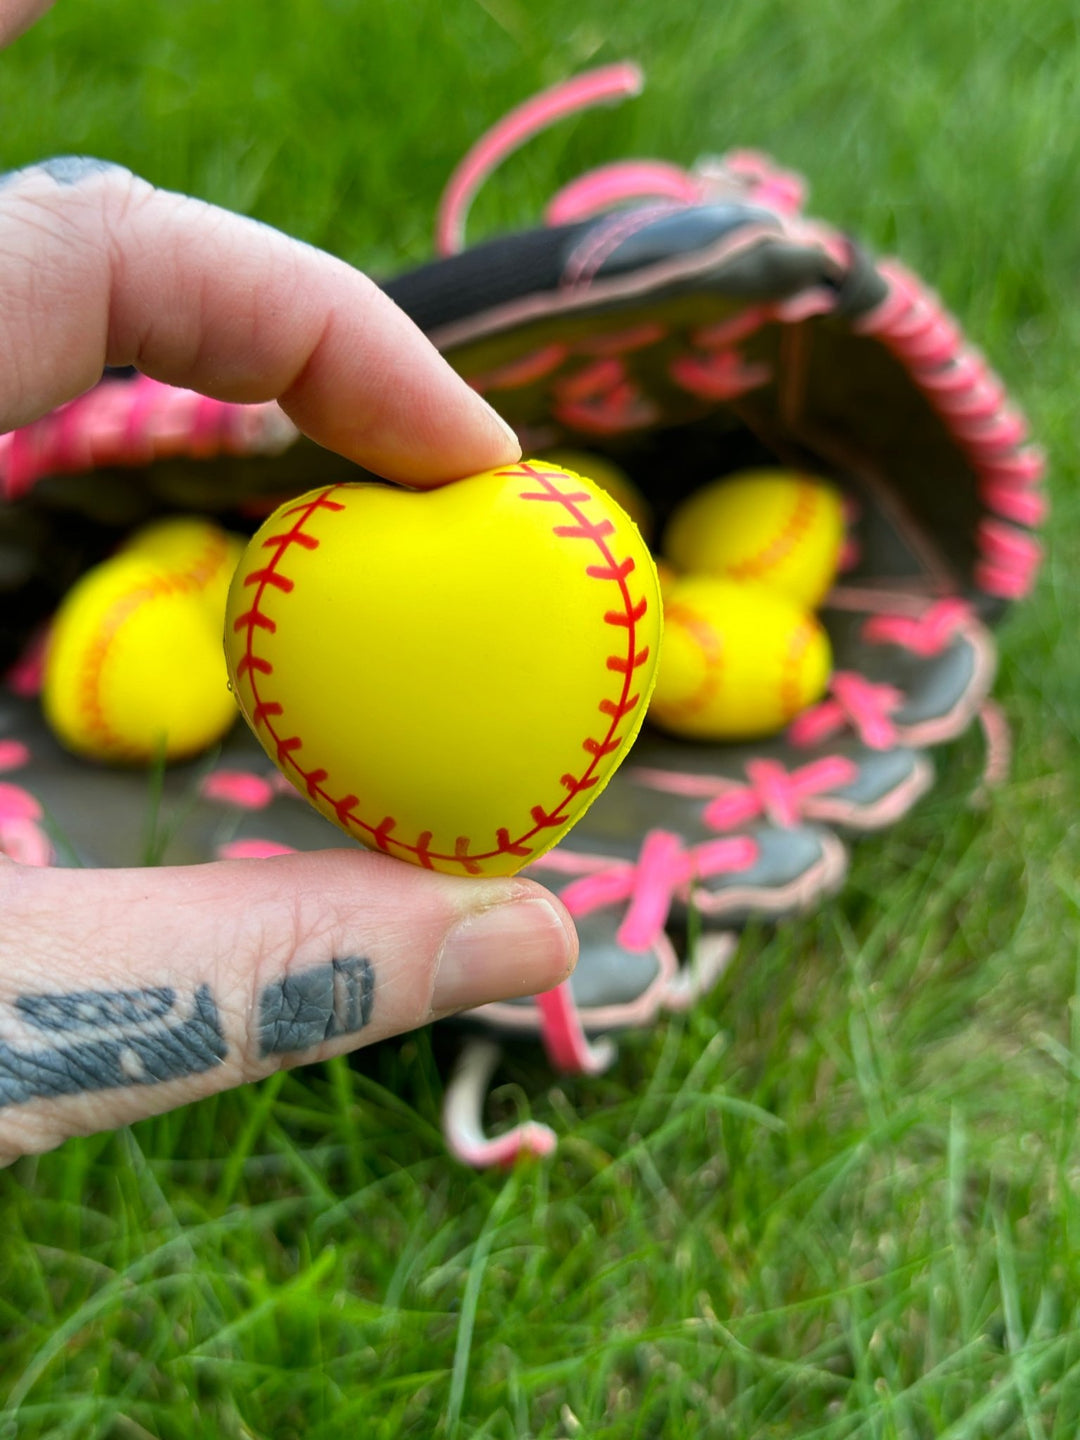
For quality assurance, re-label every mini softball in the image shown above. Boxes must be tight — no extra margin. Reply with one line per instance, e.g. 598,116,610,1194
43,554,239,763
654,557,680,600
224,460,662,877
662,469,845,608
540,448,653,541
649,575,831,740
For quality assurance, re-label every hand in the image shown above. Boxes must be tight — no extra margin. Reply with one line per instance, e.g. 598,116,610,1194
0,157,578,1165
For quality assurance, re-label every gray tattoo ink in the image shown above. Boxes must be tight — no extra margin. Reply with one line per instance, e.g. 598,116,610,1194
0,155,125,192
18,986,174,1032
258,956,374,1057
0,984,226,1108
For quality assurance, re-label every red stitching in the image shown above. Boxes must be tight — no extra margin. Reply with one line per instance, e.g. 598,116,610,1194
233,609,276,635
587,556,635,583
455,836,483,875
279,495,346,519
582,736,620,758
600,694,639,719
520,488,592,504
236,469,651,873
264,530,319,553
553,518,615,542
244,568,294,593
236,653,273,679
606,598,647,626
607,649,649,674
561,771,598,796
303,768,328,796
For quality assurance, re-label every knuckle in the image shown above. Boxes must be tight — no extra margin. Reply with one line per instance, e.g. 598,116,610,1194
228,877,380,1079
219,886,338,1080
3,156,145,231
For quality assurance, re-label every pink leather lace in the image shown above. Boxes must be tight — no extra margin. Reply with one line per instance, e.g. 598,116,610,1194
861,597,971,656
4,625,49,697
975,697,1012,793
631,756,859,831
0,375,294,502
546,159,704,226
789,673,904,751
443,1034,560,1165
511,830,755,1075
436,62,645,256
0,739,30,771
534,983,615,1076
0,782,40,822
717,150,805,216
854,261,1045,599
552,829,757,953
217,838,298,861
435,63,809,257
793,599,1011,779
0,781,51,866
200,770,276,809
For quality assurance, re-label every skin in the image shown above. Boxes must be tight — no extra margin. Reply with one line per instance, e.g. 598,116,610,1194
0,0,578,1165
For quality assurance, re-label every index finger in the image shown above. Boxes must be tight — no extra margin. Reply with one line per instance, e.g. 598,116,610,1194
0,159,519,484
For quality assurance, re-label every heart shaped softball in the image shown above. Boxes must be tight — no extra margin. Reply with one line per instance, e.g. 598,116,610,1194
224,460,661,876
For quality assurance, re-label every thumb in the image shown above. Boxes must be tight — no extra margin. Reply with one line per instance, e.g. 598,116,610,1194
0,850,576,1162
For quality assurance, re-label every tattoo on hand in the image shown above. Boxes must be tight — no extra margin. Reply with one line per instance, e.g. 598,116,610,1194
0,984,226,1108
0,155,125,192
18,986,175,1032
258,956,374,1057
0,955,375,1111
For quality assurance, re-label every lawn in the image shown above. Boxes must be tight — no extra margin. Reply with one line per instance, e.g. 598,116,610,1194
3,0,1080,1435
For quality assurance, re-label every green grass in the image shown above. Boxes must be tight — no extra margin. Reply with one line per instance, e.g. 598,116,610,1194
4,0,1080,1434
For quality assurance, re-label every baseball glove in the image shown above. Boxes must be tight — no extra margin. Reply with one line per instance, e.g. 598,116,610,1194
0,63,1045,1166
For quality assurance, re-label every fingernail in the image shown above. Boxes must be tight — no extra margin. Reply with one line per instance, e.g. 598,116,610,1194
432,898,576,1015
481,401,521,459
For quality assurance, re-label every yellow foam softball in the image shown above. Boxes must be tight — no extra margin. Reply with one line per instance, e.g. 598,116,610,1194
663,470,845,608
43,554,239,763
224,461,662,877
122,514,246,618
540,449,653,541
649,575,831,740
654,557,680,601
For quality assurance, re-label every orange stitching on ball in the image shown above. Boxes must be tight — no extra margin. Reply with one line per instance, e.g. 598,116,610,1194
177,527,230,589
75,570,199,756
779,617,817,720
724,481,820,583
651,602,722,720
234,468,651,873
